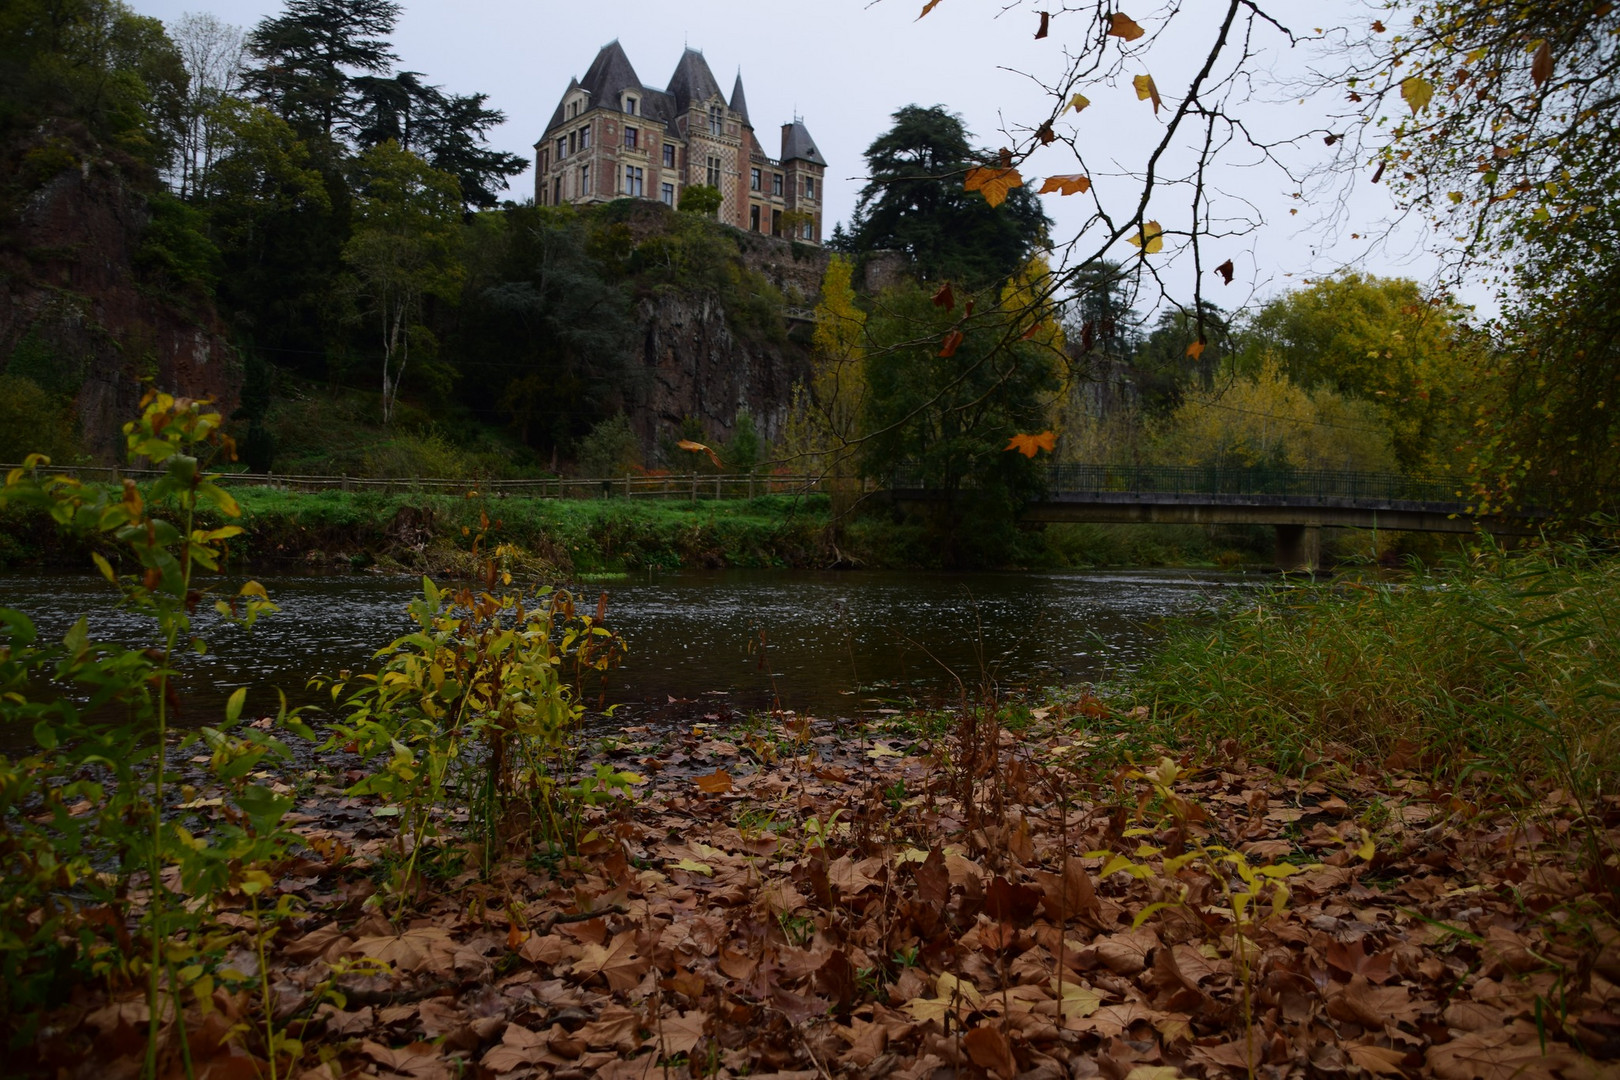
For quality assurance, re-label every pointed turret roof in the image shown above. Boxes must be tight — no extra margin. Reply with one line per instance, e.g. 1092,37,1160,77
667,48,724,114
730,71,750,124
780,120,826,166
543,76,581,135
579,39,643,105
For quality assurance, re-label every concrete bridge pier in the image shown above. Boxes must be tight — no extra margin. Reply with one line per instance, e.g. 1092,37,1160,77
1275,523,1321,572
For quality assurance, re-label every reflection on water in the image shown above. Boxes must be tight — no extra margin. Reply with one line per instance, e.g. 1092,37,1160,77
0,567,1254,739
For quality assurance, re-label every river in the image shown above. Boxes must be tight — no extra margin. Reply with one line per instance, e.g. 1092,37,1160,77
0,568,1253,741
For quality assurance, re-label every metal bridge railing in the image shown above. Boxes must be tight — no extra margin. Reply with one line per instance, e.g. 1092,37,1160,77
0,464,825,502
888,463,1470,506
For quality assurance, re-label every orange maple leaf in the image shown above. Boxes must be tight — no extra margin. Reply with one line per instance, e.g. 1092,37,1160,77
677,439,723,469
1005,431,1057,457
964,166,1023,208
1038,174,1092,196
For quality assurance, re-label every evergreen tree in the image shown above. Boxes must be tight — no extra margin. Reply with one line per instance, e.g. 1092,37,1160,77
241,0,401,141
847,105,1050,290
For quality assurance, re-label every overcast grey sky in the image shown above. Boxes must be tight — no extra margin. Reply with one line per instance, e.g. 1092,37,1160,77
131,0,1457,312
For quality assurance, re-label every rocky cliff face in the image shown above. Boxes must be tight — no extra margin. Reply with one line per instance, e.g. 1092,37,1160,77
633,289,811,453
0,125,240,462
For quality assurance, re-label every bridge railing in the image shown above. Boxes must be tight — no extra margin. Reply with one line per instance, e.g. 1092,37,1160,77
1043,464,1466,505
0,463,826,501
887,463,1468,505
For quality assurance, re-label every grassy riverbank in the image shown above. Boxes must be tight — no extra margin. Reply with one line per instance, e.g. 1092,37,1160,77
1123,538,1620,794
0,482,1302,572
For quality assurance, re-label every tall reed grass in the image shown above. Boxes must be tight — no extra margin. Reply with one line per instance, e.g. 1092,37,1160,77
1129,539,1620,796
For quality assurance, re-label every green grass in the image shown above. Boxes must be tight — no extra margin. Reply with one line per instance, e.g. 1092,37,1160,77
1123,538,1620,796
222,488,832,573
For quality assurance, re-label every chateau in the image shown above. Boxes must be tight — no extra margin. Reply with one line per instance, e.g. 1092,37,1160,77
535,42,826,244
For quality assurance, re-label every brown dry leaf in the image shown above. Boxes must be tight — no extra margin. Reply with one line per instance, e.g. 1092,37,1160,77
1036,861,1099,920
1072,1001,1157,1037
964,166,1024,208
938,329,965,359
571,932,650,992
361,1040,451,1080
919,0,944,17
1327,975,1422,1029
828,855,879,894
1326,936,1395,984
578,1003,643,1052
593,1054,661,1080
1109,13,1146,41
932,282,955,311
351,928,457,975
480,1024,549,1073
1192,1036,1265,1073
654,1010,708,1056
520,932,580,967
964,1025,1019,1080
283,922,351,962
1444,1001,1506,1032
1038,174,1092,196
693,769,732,794
1347,1043,1409,1076
1531,40,1553,87
1094,927,1159,974
1214,258,1235,285
1034,10,1049,39
835,1017,891,1068
1427,1022,1573,1080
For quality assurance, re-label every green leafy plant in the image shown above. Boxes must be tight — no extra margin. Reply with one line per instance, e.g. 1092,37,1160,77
0,393,299,1075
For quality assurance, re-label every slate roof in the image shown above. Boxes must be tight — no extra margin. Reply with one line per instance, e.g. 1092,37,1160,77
579,39,642,106
730,72,750,124
667,48,724,115
542,77,580,137
780,120,826,165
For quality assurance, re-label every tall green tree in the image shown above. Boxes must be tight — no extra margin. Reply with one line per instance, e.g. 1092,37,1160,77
848,105,1050,290
1353,0,1620,513
1234,274,1469,472
240,0,400,141
0,0,187,168
352,73,524,211
860,272,1062,566
201,98,339,375
451,204,638,451
342,139,462,423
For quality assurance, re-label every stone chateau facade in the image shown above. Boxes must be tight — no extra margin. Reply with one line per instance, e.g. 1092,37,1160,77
535,42,826,243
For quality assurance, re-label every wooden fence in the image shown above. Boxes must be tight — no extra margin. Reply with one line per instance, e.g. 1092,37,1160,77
0,464,828,501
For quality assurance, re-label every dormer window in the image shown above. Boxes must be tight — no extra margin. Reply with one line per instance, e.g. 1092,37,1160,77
624,95,638,116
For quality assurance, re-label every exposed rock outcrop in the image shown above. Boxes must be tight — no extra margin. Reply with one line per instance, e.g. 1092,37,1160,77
0,123,240,461
634,289,811,452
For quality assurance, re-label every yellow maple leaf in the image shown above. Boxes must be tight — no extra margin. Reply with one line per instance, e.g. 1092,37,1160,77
1400,75,1433,114
1185,339,1206,360
1068,92,1091,113
1038,174,1092,195
1005,430,1057,457
1133,74,1162,114
1108,12,1145,41
1126,220,1164,254
964,165,1023,208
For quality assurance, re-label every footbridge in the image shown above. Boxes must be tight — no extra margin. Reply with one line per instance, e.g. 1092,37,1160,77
886,464,1541,570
